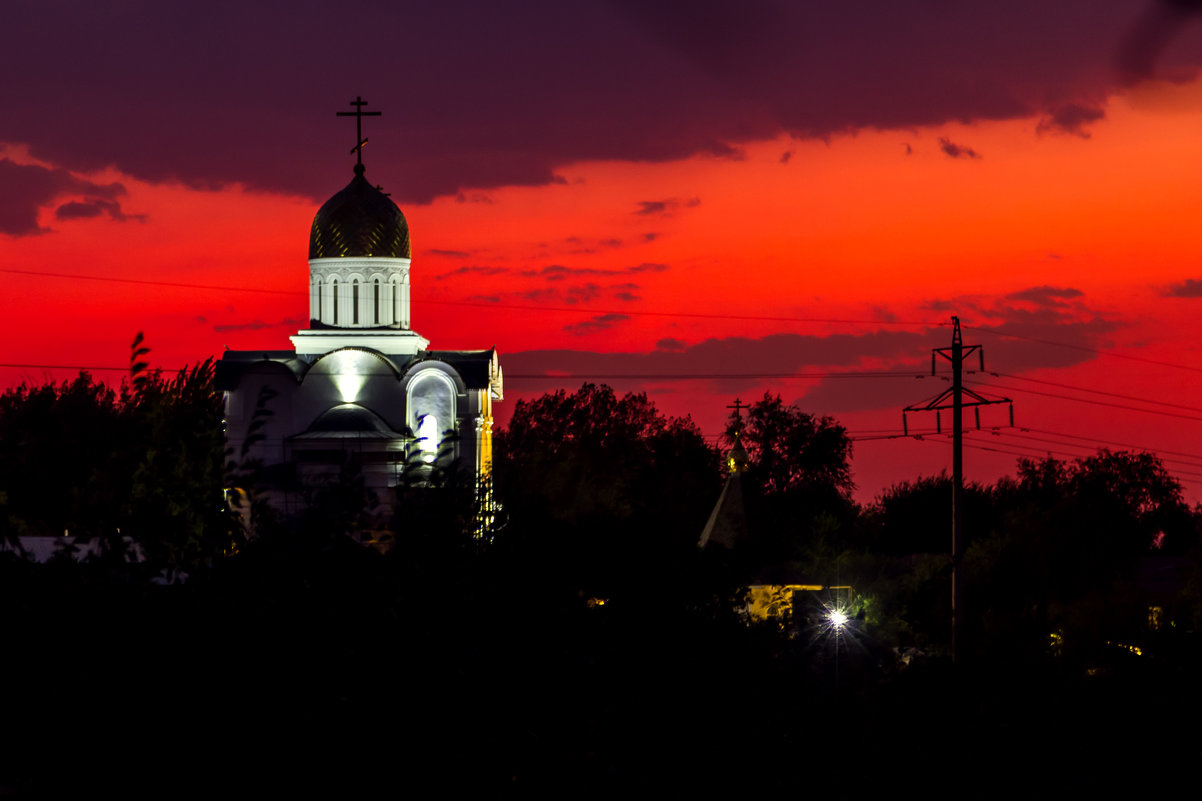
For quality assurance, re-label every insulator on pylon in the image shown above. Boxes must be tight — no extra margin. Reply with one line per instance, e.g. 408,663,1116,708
975,408,981,430
936,411,942,434
979,350,985,371
1009,404,1014,427
903,413,909,436
931,353,936,376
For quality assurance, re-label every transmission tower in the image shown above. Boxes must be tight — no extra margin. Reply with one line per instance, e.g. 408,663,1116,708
903,316,1013,663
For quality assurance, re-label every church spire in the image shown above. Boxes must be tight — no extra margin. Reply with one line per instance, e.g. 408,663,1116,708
725,398,750,475
699,398,752,548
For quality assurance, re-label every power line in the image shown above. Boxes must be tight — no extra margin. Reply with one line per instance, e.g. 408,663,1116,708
972,380,1202,423
910,430,1202,480
990,430,1202,472
7,267,1202,377
1021,426,1202,462
0,268,296,296
985,371,1202,413
506,370,927,380
0,267,938,327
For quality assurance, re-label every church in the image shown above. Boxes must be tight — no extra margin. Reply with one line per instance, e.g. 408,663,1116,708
217,99,502,516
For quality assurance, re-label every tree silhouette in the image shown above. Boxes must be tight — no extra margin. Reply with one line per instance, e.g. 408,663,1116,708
0,334,243,573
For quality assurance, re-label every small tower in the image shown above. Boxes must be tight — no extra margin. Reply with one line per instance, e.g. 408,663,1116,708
699,399,751,549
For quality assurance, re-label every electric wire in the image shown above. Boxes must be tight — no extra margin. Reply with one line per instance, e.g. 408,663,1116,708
0,268,937,327
981,371,1202,413
971,380,1202,423
6,267,1200,378
908,430,1202,480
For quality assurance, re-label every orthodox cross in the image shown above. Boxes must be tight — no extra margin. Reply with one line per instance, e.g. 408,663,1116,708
726,398,747,434
337,96,381,165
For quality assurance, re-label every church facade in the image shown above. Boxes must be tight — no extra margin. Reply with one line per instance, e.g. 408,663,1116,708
217,117,502,514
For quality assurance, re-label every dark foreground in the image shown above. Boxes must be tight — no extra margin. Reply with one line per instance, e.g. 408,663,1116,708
3,537,1199,798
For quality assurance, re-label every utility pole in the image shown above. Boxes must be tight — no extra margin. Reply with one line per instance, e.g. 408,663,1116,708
903,316,1012,663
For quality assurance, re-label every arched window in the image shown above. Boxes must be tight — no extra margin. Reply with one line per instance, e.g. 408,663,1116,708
314,277,322,320
392,278,399,325
353,279,360,324
331,279,339,325
408,370,457,463
373,279,380,325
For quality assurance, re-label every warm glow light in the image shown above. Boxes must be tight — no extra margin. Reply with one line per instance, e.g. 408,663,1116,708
828,610,849,629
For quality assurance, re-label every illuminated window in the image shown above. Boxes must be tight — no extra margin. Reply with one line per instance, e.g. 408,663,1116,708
353,279,360,324
408,370,456,463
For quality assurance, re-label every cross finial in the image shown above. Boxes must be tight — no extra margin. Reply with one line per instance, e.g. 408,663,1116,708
336,95,382,167
726,398,747,423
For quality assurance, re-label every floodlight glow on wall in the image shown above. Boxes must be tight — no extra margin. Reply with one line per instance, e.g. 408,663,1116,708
331,350,370,403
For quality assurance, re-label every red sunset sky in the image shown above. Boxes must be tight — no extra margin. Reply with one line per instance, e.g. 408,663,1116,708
4,0,1202,503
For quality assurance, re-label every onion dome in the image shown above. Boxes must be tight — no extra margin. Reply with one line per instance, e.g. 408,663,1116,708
308,164,411,259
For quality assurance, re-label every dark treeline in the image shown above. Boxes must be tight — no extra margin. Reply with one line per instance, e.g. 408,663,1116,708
2,370,1202,794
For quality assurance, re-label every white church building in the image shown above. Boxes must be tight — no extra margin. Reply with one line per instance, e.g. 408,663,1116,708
217,100,502,513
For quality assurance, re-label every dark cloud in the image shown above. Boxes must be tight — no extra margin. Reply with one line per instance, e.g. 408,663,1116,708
615,291,641,302
1116,0,1202,82
55,198,146,223
213,317,306,333
871,305,899,323
1036,103,1106,137
518,288,557,302
779,150,793,164
562,235,626,254
904,143,913,155
523,262,670,281
508,290,1120,412
912,288,1122,375
455,192,495,204
633,197,701,216
53,201,106,220
433,265,509,281
1005,285,1085,305
635,200,670,216
938,138,982,160
0,159,132,236
466,294,502,303
3,2,1195,203
566,283,602,303
1162,277,1202,297
563,313,630,336
428,248,472,258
